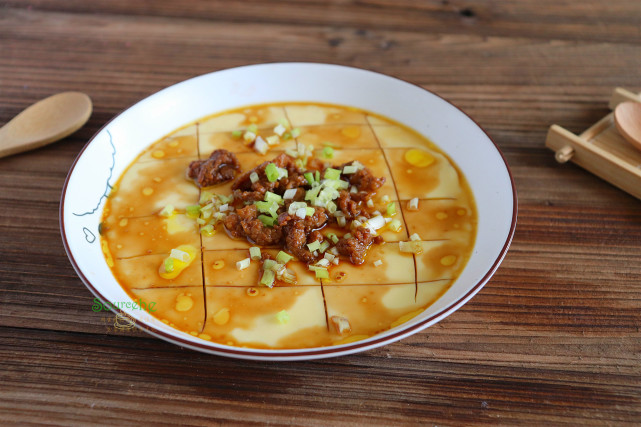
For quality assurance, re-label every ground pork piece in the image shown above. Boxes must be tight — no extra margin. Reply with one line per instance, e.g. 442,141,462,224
238,205,283,246
188,149,240,187
336,190,362,220
277,207,329,263
344,164,385,193
224,205,283,246
232,153,307,201
223,212,245,239
336,226,378,265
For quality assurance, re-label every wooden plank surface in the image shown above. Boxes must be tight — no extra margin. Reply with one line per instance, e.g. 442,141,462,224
1,0,640,424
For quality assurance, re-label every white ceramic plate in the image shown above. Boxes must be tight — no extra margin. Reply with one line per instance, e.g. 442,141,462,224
60,63,517,361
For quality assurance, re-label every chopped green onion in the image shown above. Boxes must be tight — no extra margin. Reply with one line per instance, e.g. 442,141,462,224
343,233,352,240
196,218,206,225
288,201,308,215
274,124,287,136
276,251,293,264
315,170,320,182
410,233,421,241
283,188,297,200
265,163,279,182
247,124,258,134
264,191,283,205
258,215,275,227
231,130,243,139
373,259,383,267
200,224,215,237
185,205,200,219
282,132,292,140
170,248,190,262
408,197,419,211
326,200,337,214
305,207,315,217
278,118,290,129
249,246,262,260
285,149,298,159
314,268,329,279
387,202,396,216
236,257,251,270
304,172,315,185
307,241,321,251
254,136,268,154
326,233,339,244
159,204,175,218
260,269,275,288
243,131,256,143
342,165,358,174
199,191,213,205
266,135,279,145
263,259,277,271
276,310,290,324
281,269,297,284
319,241,330,253
291,127,301,138
315,258,330,268
389,219,402,232
324,168,341,180
164,258,175,273
399,241,423,254
366,199,374,208
322,146,334,159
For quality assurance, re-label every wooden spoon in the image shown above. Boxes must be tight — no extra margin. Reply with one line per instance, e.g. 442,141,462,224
0,92,92,159
614,101,641,152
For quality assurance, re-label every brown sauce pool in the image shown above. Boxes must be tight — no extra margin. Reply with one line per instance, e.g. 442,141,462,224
100,103,477,349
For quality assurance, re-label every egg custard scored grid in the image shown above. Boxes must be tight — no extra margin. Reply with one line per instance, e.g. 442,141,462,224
101,103,476,348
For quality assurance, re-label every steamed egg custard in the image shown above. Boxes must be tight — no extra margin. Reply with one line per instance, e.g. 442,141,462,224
100,103,477,349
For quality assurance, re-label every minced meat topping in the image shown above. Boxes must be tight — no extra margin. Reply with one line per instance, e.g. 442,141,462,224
192,148,387,267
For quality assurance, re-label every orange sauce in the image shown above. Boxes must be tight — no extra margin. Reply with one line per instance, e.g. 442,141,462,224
100,102,477,349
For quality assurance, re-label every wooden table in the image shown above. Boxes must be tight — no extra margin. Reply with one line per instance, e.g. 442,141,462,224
1,1,640,424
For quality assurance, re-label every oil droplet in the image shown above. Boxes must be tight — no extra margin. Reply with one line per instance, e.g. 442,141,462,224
142,187,154,196
168,140,179,147
341,126,361,139
457,209,467,216
248,116,258,123
440,255,457,266
189,331,198,336
212,260,225,270
435,212,448,220
226,341,234,346
161,319,169,324
116,244,122,249
119,218,128,227
361,297,368,303
177,148,183,154
129,207,135,212
139,232,144,236
153,177,162,183
198,333,211,340
175,294,194,312
404,148,435,167
143,221,149,226
246,287,258,297
214,308,230,325
152,150,165,159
